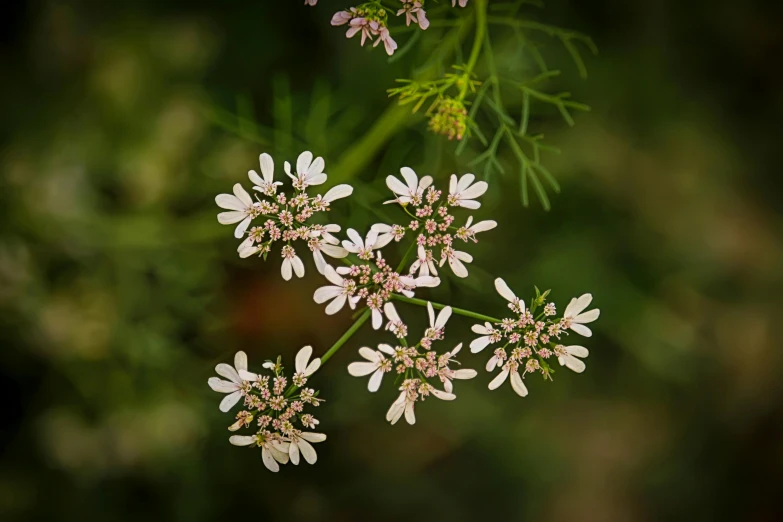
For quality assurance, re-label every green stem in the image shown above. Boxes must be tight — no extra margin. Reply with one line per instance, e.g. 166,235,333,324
395,239,417,273
320,309,371,364
459,0,487,100
391,294,500,323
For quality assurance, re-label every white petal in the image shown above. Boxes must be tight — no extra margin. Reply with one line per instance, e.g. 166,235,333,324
460,180,488,200
449,174,457,194
400,166,418,191
314,285,342,304
313,250,327,274
321,244,348,259
570,323,593,337
233,216,252,239
281,258,293,281
304,359,321,376
232,183,253,207
296,151,313,176
248,169,264,187
458,200,481,209
261,448,280,472
229,435,255,446
217,211,246,224
358,346,381,362
485,355,499,372
386,175,410,196
564,355,586,373
238,370,258,381
510,371,529,397
325,294,347,315
208,377,237,393
427,302,435,327
494,278,517,303
371,308,382,330
457,173,476,192
296,346,313,374
448,256,469,278
383,302,400,323
368,369,384,392
470,336,491,353
371,223,392,233
346,228,364,249
374,233,394,249
297,438,318,464
307,173,327,186
307,156,325,178
289,440,300,465
234,351,247,373
470,220,497,233
323,184,353,202
574,309,600,324
260,153,275,182
419,175,433,190
292,255,305,278
431,388,456,400
300,432,327,443
219,391,242,412
215,363,241,384
386,393,406,424
471,322,492,335
269,445,290,464
322,264,344,286
566,294,592,318
378,343,395,355
348,361,377,377
567,345,589,358
454,369,477,380
435,306,452,329
216,193,246,211
488,369,509,390
404,401,416,425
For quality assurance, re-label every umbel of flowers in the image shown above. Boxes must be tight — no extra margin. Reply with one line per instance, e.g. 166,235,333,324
210,150,600,472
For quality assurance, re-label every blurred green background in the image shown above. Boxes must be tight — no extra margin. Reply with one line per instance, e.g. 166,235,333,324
2,0,782,520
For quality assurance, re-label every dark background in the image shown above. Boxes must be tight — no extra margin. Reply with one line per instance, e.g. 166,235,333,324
2,0,782,520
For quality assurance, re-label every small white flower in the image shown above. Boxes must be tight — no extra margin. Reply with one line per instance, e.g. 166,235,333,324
409,245,438,277
342,228,382,259
452,0,468,7
448,173,488,209
439,343,477,393
397,1,429,30
313,264,358,314
470,322,498,353
373,26,398,56
385,167,433,205
288,432,326,465
208,351,250,412
216,183,258,238
557,345,589,373
564,294,600,337
382,302,407,338
459,216,497,241
309,224,348,274
229,434,290,472
439,247,473,278
248,153,283,194
386,386,455,425
488,362,529,397
284,151,327,189
347,345,395,391
280,245,305,281
494,278,525,314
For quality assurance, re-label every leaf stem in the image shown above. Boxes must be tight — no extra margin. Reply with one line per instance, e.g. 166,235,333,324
320,309,371,365
391,294,500,323
459,0,487,100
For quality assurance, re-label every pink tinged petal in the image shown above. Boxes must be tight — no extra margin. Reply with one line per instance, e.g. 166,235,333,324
431,388,456,400
323,264,344,286
261,448,280,472
215,363,241,384
314,286,342,304
569,323,593,337
296,345,313,374
234,217,251,239
368,369,384,392
323,184,353,202
444,380,453,393
331,11,350,26
259,153,274,181
454,369,478,380
471,336,491,353
296,151,313,176
300,432,326,443
348,361,377,377
208,377,237,393
281,258,293,281
219,391,242,412
486,355,498,372
510,371,529,397
450,343,463,356
378,343,395,355
232,183,253,207
494,278,517,303
435,306,452,329
345,26,361,39
291,255,305,278
229,435,255,446
384,36,397,55
488,369,510,390
567,345,589,358
417,10,430,29
325,294,348,315
289,440,300,465
217,211,246,224
386,175,410,196
372,308,382,330
574,309,600,323
564,355,586,373
215,194,245,211
297,438,318,464
234,351,247,372
404,401,416,424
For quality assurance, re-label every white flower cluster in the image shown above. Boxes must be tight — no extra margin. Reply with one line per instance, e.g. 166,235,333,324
215,151,353,280
348,302,477,425
208,347,326,472
471,279,600,397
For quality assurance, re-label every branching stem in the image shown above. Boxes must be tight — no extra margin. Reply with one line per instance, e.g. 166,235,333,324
391,293,500,323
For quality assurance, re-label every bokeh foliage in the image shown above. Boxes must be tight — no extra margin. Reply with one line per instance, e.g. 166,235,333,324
1,0,783,520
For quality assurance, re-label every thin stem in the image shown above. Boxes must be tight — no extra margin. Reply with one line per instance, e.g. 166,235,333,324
458,0,487,100
320,309,371,365
395,240,417,273
391,294,501,323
